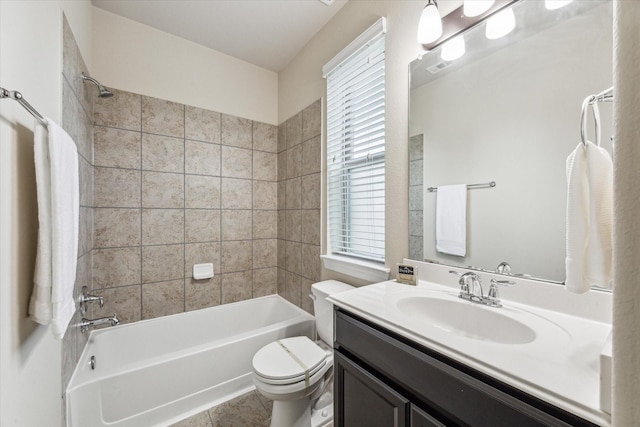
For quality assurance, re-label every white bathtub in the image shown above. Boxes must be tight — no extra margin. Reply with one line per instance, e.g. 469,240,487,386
66,295,316,427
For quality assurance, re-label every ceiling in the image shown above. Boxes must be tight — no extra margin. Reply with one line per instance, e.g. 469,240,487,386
91,0,349,72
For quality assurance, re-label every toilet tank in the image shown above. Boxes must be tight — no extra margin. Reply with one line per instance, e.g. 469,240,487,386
311,280,354,344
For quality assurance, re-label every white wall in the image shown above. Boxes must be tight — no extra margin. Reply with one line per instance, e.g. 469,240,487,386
0,2,93,425
92,7,279,125
411,3,612,282
278,0,455,284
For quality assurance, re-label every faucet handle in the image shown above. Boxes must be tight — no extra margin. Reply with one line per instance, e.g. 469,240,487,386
486,279,516,307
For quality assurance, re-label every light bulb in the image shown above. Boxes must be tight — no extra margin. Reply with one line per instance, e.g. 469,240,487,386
441,35,466,61
463,0,495,17
417,1,443,45
485,8,515,40
545,0,573,10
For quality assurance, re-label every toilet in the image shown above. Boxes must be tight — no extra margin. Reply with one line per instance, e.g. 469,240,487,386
252,280,354,427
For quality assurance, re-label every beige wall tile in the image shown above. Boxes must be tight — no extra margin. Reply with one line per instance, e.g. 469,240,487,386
142,171,184,208
94,167,140,208
253,267,277,297
253,122,278,153
79,207,93,256
253,151,277,182
277,268,286,295
94,89,141,131
277,211,286,240
278,123,287,154
277,181,286,211
93,247,141,288
221,178,252,210
253,210,277,239
142,280,185,319
185,242,220,277
221,271,253,304
142,209,184,245
277,238,286,271
301,244,320,281
95,208,141,248
221,240,253,273
185,277,221,311
142,244,184,283
300,277,315,314
277,151,287,182
285,178,301,210
253,181,277,210
286,144,302,179
185,105,221,144
285,113,302,149
79,156,93,207
221,114,252,149
94,126,141,169
284,271,301,306
253,239,277,269
221,146,252,179
302,135,321,174
142,96,185,138
301,173,321,210
221,210,252,241
301,209,320,245
285,240,301,275
285,209,301,242
142,133,184,173
302,99,321,142
90,285,142,325
185,140,221,176
185,175,221,209
185,209,220,243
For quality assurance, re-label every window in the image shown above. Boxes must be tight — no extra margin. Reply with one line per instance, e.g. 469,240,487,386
324,19,386,264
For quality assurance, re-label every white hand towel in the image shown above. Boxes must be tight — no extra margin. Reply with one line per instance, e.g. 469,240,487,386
29,118,79,339
565,141,613,293
436,184,467,257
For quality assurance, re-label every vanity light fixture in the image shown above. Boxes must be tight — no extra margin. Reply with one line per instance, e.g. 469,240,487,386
441,35,466,61
417,0,443,45
544,0,573,10
463,0,495,17
485,7,516,40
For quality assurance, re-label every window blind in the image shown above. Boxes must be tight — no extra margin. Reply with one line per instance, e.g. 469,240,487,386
325,21,385,263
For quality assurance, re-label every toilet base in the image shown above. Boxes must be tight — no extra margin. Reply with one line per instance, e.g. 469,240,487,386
270,397,312,427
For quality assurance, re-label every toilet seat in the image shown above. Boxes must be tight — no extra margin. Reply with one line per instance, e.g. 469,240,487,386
253,336,328,386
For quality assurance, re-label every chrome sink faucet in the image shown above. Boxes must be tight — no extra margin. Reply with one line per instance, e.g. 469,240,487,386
449,271,515,308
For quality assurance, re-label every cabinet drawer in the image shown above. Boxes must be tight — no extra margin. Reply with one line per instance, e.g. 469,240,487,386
411,405,446,427
335,309,592,427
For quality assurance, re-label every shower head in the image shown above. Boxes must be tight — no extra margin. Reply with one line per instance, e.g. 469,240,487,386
81,73,114,98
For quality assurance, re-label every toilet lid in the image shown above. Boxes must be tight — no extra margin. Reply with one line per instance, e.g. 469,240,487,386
253,336,327,384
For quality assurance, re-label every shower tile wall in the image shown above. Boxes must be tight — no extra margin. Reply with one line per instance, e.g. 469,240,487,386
61,15,95,395
277,100,322,314
91,93,279,323
409,134,424,261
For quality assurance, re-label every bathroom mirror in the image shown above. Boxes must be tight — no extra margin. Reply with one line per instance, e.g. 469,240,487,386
409,0,613,283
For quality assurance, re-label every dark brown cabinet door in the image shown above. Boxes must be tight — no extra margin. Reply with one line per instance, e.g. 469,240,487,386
335,351,409,427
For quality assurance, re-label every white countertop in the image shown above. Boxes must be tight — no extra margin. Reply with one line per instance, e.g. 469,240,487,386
328,279,612,426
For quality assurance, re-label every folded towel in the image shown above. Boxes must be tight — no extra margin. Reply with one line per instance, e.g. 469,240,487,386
29,118,79,339
436,184,467,257
565,141,613,293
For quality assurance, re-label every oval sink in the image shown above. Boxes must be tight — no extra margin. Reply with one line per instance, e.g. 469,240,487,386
395,295,537,344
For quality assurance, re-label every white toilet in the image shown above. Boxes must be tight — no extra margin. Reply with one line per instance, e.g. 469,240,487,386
252,280,354,427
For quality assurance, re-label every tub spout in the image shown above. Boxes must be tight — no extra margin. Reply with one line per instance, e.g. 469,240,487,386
80,314,120,333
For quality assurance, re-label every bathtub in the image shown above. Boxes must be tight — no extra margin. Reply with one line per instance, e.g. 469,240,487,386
66,295,316,427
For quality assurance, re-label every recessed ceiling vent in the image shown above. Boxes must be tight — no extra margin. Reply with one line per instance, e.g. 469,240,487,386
427,61,450,74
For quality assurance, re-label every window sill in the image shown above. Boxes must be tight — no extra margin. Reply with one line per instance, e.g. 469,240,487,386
321,254,390,283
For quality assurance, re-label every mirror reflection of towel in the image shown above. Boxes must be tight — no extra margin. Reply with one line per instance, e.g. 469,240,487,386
436,184,467,257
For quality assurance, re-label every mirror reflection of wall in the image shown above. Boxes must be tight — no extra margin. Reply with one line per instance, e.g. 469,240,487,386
409,0,612,283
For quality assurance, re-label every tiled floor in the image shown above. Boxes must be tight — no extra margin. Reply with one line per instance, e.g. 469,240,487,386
170,391,272,427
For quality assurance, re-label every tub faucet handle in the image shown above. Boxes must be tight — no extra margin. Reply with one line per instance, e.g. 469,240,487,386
79,286,104,315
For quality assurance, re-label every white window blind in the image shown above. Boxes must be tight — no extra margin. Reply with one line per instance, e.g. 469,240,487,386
325,19,385,263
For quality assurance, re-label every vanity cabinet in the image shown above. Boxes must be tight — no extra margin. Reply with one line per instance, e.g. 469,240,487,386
333,308,597,427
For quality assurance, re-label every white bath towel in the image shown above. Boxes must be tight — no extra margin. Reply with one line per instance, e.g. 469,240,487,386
436,184,467,257
29,118,79,339
565,141,613,293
